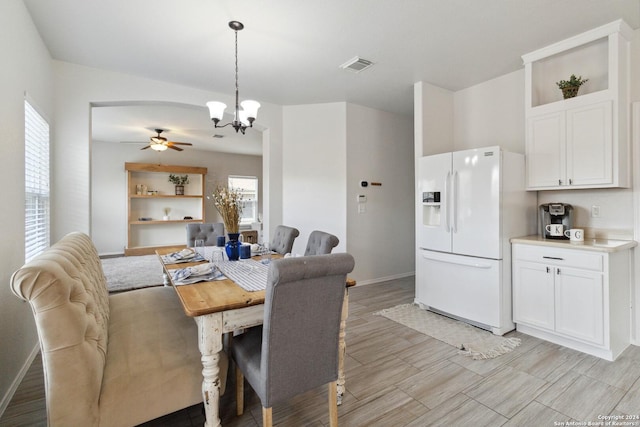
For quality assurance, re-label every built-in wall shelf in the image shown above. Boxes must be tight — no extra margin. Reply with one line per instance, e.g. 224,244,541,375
125,162,208,256
129,195,204,199
129,219,203,225
522,19,632,191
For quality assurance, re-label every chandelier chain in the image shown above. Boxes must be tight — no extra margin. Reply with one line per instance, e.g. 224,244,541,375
234,28,239,100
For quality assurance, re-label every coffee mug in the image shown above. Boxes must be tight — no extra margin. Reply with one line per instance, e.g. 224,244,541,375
564,228,584,242
545,224,564,236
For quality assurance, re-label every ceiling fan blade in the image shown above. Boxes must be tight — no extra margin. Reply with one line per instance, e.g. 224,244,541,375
168,145,183,151
120,141,147,144
140,145,151,150
168,142,193,146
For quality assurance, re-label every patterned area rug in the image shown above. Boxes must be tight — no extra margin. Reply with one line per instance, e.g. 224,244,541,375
374,303,521,360
101,255,165,293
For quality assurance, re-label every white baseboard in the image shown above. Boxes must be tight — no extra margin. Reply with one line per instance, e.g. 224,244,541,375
0,342,40,418
354,271,415,286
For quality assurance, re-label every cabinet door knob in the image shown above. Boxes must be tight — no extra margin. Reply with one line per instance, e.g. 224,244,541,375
557,268,561,275
569,178,572,185
546,266,550,273
559,179,562,185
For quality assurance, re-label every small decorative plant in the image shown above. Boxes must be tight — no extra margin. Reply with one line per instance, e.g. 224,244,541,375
168,174,189,185
169,174,189,195
556,74,588,99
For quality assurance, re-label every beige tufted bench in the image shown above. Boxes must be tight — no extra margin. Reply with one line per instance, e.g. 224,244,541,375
11,232,225,426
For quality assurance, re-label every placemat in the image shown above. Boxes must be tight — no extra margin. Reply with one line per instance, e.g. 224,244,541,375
216,259,269,292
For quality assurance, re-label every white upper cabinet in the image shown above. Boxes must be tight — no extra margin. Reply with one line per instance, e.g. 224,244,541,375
522,20,632,190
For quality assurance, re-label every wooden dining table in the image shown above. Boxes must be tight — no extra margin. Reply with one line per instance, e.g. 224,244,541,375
156,247,355,427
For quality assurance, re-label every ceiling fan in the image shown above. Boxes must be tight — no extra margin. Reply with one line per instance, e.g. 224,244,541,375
140,129,193,151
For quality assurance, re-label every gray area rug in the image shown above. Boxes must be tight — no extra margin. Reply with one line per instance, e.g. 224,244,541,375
101,255,165,293
375,303,521,360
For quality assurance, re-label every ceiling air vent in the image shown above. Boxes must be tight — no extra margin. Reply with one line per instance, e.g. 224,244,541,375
339,56,374,73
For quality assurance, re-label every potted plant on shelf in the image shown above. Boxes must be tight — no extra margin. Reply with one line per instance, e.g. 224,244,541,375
556,74,588,99
168,174,189,195
209,185,243,260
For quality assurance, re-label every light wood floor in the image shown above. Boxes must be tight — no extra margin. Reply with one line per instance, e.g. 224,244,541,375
3,276,640,426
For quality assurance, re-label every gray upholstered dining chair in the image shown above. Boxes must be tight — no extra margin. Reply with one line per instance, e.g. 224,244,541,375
304,230,339,256
186,222,224,246
231,253,355,427
269,225,300,254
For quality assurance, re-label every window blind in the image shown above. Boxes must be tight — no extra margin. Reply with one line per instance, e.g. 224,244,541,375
25,100,50,262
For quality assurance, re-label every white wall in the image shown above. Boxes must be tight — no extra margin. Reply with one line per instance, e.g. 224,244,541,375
538,188,634,238
282,103,347,256
414,81,454,157
282,102,415,284
453,70,525,154
346,104,415,283
52,61,284,244
0,0,53,413
628,29,640,343
91,141,262,254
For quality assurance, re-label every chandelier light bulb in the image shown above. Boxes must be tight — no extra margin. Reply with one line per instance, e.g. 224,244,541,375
206,101,227,124
241,100,260,123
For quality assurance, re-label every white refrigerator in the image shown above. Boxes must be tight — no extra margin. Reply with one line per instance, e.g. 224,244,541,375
416,146,536,335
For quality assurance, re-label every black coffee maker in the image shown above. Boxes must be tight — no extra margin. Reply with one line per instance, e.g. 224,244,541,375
539,203,574,239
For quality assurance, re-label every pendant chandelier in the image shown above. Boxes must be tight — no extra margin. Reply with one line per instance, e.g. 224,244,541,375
206,21,260,134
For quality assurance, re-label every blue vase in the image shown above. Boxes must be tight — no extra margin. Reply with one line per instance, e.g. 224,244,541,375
225,233,241,261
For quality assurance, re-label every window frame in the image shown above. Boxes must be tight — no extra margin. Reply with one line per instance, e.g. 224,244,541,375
228,175,258,226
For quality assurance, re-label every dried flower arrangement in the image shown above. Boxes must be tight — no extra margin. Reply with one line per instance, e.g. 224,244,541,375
210,185,243,234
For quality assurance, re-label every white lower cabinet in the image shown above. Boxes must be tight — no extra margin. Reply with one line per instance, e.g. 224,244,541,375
554,267,604,345
513,261,555,331
512,243,630,361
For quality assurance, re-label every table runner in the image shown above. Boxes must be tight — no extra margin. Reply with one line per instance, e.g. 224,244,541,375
216,259,269,292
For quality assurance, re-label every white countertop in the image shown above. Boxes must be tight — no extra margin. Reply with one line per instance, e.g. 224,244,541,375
510,235,637,253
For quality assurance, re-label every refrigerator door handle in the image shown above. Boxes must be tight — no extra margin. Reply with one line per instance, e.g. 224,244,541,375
444,171,451,232
451,170,458,233
420,251,493,269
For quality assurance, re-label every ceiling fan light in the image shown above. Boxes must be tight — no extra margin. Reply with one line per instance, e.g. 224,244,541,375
240,100,260,122
206,101,227,123
151,143,168,151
